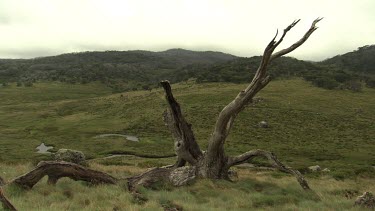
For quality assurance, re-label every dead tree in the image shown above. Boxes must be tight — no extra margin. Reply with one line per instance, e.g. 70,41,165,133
128,18,322,191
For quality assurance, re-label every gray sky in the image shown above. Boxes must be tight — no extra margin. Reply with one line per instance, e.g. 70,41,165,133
0,0,374,61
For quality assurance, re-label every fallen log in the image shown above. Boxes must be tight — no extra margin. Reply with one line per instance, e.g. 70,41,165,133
0,185,17,211
11,161,117,189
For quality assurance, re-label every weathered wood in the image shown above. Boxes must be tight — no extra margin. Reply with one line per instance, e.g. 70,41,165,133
228,149,310,190
127,166,197,191
201,18,321,179
161,81,203,165
0,187,17,211
11,161,117,189
129,18,321,192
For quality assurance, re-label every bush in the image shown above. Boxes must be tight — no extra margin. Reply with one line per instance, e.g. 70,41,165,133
365,78,375,88
24,81,33,87
311,77,339,89
342,80,363,92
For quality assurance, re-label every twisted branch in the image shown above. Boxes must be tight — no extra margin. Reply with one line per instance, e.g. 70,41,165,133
228,149,310,190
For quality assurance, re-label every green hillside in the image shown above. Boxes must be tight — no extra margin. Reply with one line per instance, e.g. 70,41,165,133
0,79,374,178
321,45,375,75
1,46,374,93
0,49,236,91
1,79,374,210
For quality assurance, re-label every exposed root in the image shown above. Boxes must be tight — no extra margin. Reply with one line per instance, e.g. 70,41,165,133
11,161,117,189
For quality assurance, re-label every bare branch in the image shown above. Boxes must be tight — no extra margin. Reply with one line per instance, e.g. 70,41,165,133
270,18,323,61
204,19,321,170
228,149,310,190
161,80,203,164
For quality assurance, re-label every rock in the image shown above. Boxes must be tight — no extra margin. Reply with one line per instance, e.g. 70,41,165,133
308,165,321,172
322,168,330,172
354,192,375,209
259,121,269,128
54,149,86,165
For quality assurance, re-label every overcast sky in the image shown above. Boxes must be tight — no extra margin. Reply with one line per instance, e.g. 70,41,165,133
0,0,374,60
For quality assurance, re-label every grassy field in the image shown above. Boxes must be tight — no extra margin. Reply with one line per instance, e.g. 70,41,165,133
0,79,374,210
1,79,374,175
0,159,374,210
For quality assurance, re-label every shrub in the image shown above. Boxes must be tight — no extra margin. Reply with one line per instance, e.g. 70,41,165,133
311,77,339,89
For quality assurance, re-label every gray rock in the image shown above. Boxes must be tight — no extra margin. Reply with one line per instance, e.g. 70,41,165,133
355,192,375,209
308,165,321,172
322,168,330,172
54,149,86,165
259,121,269,128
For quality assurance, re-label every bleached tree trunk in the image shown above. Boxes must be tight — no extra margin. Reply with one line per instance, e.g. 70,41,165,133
128,18,323,191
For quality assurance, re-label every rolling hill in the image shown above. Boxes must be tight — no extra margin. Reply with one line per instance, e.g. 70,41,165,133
0,45,374,91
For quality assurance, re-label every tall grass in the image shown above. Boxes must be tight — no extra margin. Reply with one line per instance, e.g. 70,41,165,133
1,162,373,210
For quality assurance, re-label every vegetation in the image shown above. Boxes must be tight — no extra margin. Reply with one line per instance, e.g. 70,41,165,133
0,79,373,176
1,45,374,93
0,78,374,209
0,161,374,210
0,49,235,92
0,42,374,210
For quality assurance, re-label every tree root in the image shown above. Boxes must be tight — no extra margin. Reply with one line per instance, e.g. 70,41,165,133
11,161,117,189
228,149,311,190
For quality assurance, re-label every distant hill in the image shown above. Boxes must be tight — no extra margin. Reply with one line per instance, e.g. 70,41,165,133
321,45,375,75
191,45,375,90
190,56,323,83
0,46,374,91
0,49,236,91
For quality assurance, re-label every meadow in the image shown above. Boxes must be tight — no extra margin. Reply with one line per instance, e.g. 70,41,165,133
0,79,374,210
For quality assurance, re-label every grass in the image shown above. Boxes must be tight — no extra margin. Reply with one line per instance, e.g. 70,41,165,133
0,78,374,210
0,161,374,210
0,79,374,177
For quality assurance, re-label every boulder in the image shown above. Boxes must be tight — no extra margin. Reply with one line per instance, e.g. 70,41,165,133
354,192,375,209
54,149,86,165
322,168,330,172
308,165,321,172
259,121,269,128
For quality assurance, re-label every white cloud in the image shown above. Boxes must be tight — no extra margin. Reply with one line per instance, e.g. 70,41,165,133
0,0,374,60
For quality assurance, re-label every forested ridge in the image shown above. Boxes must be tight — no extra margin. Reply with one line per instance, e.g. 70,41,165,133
0,46,374,91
